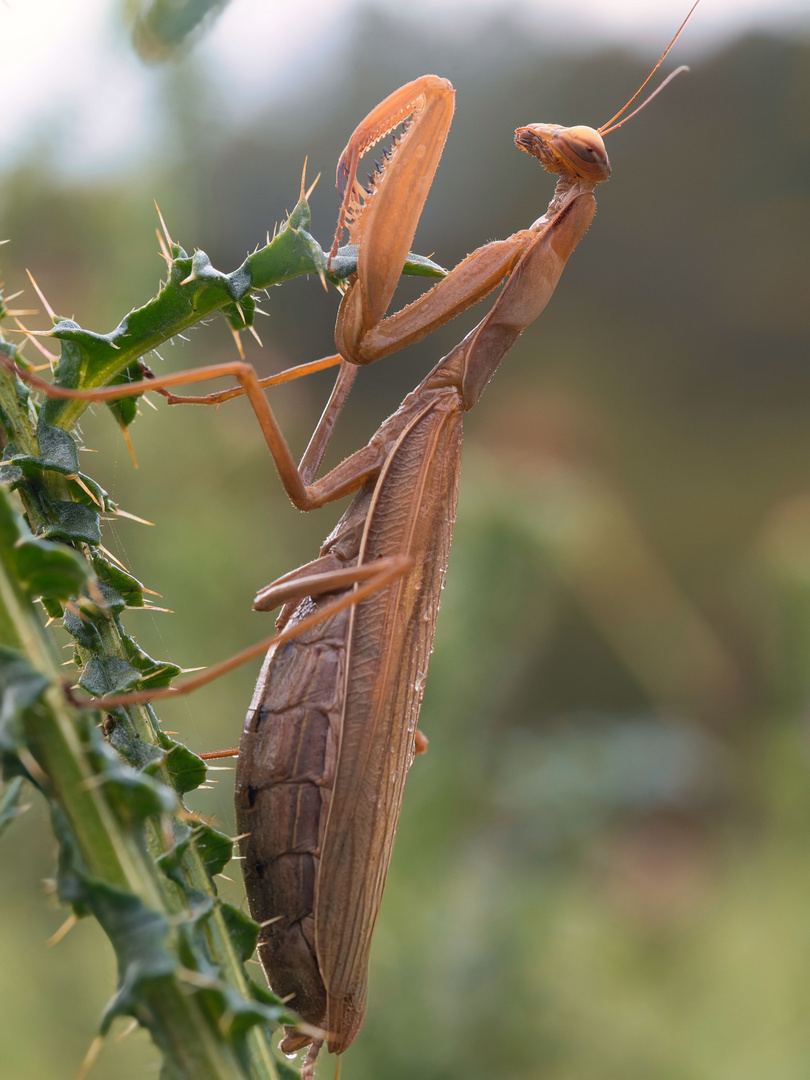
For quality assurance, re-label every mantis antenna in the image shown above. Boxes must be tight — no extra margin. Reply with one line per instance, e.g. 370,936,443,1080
598,0,700,136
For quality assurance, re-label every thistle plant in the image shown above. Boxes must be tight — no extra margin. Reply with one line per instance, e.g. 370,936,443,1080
0,186,442,1078
126,0,233,60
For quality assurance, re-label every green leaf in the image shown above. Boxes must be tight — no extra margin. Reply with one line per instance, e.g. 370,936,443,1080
62,605,101,649
93,882,177,1031
91,552,145,607
106,362,147,428
223,292,256,332
69,472,108,510
119,636,181,689
246,977,296,1021
157,821,234,886
160,737,207,794
38,500,101,545
0,460,24,487
287,195,311,232
0,487,90,599
326,244,446,282
40,596,64,619
219,902,259,964
10,421,80,477
103,713,166,771
36,422,80,473
194,823,233,878
85,580,127,615
109,397,138,428
78,656,142,696
13,533,90,599
403,250,447,278
221,988,289,1041
104,765,177,822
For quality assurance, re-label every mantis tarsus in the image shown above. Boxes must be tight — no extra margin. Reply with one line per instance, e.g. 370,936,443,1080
2,5,698,1074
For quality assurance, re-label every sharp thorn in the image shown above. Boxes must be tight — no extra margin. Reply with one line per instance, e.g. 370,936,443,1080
97,544,130,573
12,319,58,364
154,200,173,249
115,1019,139,1042
75,1035,104,1080
25,269,57,321
114,508,155,526
46,912,79,948
3,326,53,337
66,474,103,507
304,171,321,202
120,425,139,470
230,326,245,359
155,228,172,265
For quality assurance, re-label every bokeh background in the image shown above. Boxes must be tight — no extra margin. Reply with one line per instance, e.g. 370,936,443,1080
2,1,810,1077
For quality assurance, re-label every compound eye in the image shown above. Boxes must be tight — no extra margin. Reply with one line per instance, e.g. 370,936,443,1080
561,126,610,181
570,135,603,164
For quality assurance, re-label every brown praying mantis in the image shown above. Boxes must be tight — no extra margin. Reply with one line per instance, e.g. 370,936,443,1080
3,5,698,1074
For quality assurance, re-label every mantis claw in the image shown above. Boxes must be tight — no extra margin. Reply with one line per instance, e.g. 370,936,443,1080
328,75,455,335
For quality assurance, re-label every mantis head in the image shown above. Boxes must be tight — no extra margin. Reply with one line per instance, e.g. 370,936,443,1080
514,124,611,184
516,0,699,187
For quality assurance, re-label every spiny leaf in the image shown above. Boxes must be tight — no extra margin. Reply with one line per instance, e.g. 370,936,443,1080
0,488,90,599
219,903,258,965
119,635,182,689
94,883,177,1031
13,534,90,598
159,735,207,795
37,499,101,546
78,656,142,697
193,823,233,878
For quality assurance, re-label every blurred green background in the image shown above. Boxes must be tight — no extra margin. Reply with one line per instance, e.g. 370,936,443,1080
2,2,810,1077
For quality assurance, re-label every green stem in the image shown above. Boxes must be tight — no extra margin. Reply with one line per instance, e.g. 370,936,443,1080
0,539,264,1079
2,307,286,1072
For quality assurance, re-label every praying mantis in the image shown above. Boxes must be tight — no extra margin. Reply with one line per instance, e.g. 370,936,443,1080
232,39,693,1069
2,5,698,1075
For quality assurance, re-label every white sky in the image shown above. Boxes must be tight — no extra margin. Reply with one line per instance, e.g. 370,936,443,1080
2,0,808,178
